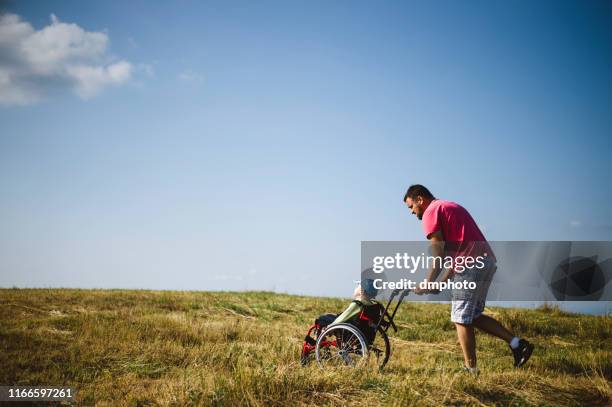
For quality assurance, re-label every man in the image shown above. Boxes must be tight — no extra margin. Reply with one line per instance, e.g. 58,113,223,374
404,184,533,373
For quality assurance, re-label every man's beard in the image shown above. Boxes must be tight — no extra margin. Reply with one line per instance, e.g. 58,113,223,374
417,214,423,220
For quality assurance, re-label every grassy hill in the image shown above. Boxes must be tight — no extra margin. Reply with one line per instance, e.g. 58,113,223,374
0,288,610,406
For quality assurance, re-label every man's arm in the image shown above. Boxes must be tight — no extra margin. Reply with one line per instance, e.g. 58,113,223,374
425,230,445,283
414,230,451,294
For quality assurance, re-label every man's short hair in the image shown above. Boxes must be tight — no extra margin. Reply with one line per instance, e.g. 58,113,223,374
403,184,434,202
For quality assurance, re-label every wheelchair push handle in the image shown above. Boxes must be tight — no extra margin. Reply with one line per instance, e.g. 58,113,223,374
378,288,410,333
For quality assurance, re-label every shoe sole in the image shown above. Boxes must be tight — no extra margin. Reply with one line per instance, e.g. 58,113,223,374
516,343,534,367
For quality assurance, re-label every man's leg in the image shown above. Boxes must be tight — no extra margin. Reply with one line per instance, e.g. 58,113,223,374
472,313,534,367
451,298,480,370
472,314,513,342
454,260,534,369
455,322,477,368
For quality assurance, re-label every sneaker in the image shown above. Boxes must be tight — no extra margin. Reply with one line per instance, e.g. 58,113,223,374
460,366,480,376
511,339,534,367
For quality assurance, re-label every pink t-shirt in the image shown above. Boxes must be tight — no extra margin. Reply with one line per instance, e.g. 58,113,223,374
422,199,495,262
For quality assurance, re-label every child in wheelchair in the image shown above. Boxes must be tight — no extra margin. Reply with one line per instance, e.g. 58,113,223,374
300,279,389,366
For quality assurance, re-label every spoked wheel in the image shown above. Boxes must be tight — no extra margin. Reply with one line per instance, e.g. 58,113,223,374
368,327,391,370
315,323,368,367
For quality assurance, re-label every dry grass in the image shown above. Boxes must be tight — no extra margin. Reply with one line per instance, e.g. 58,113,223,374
0,288,610,406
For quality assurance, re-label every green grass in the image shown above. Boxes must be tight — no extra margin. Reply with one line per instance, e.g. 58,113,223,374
0,288,610,406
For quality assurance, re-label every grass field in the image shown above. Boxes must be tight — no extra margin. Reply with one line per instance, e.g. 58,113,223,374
1,288,610,406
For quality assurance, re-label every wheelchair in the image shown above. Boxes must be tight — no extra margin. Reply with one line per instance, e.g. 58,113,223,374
300,289,409,370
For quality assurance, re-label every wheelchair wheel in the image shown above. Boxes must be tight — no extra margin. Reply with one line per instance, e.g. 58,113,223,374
368,326,391,370
315,323,368,368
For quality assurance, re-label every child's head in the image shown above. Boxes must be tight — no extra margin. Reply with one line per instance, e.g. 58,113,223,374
354,279,378,303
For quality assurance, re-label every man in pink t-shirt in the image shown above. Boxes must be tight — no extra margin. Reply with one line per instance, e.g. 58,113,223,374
403,184,533,373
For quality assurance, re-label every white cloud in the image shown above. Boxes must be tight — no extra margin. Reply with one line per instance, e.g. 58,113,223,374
67,60,131,98
178,69,204,85
570,220,582,228
0,13,133,106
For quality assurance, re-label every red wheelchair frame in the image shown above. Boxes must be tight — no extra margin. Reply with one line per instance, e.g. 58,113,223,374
300,288,410,369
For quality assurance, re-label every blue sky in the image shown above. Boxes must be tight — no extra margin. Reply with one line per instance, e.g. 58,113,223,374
1,1,611,301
